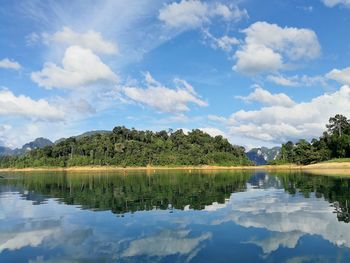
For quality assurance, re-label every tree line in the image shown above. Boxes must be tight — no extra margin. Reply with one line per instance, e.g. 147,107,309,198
272,114,350,165
0,127,252,168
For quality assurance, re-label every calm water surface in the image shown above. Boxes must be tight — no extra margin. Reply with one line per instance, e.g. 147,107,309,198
1,170,350,262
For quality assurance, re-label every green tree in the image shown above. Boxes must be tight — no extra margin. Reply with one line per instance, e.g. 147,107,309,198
326,114,350,137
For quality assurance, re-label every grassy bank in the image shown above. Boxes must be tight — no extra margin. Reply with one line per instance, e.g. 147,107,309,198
323,158,350,163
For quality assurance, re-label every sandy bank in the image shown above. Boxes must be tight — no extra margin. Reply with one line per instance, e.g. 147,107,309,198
0,162,349,173
0,164,301,172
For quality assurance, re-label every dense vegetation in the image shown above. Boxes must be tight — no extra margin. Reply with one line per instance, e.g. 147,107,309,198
0,127,251,168
272,114,350,165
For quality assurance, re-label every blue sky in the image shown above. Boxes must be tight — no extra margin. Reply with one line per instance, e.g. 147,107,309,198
1,0,350,149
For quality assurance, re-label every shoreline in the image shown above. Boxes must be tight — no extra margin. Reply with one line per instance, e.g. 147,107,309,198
0,165,294,173
0,162,350,173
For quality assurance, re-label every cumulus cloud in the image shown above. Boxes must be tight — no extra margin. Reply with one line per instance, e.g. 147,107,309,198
236,86,295,107
0,58,21,70
0,89,64,121
123,72,207,113
31,45,118,89
44,27,118,54
326,67,350,86
322,0,350,7
158,0,247,30
199,127,227,137
234,22,321,75
223,85,350,143
234,43,284,75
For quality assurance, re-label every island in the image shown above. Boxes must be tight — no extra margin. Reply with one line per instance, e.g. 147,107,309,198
1,114,350,172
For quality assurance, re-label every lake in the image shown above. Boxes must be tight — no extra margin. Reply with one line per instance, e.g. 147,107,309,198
1,170,350,262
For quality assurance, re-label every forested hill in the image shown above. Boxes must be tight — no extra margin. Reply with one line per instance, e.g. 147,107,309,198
272,114,350,165
0,127,252,168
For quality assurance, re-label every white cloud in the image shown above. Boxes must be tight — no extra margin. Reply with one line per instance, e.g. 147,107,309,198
212,3,248,21
68,98,96,114
0,58,21,70
326,67,350,86
267,74,327,87
45,27,118,54
123,72,207,113
199,127,227,137
159,0,247,30
322,0,350,7
215,35,240,52
267,75,300,87
236,86,295,107
203,30,240,52
0,124,28,149
224,85,350,143
0,89,65,121
234,22,321,75
0,124,12,147
234,43,284,75
159,0,208,29
0,120,85,149
31,45,118,89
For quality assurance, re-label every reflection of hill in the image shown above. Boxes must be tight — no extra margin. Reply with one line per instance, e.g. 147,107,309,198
2,171,350,222
0,171,251,214
248,172,283,189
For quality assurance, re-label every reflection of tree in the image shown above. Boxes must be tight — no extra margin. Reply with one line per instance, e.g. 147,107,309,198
273,172,350,223
0,171,250,214
333,201,350,223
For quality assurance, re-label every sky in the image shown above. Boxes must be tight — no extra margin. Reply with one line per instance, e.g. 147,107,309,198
1,0,350,149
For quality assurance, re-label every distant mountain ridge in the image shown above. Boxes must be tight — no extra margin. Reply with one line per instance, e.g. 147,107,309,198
1,131,112,156
0,137,53,156
246,147,281,165
0,146,13,156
